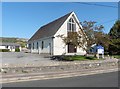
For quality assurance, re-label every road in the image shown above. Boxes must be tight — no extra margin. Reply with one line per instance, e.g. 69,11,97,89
2,71,119,87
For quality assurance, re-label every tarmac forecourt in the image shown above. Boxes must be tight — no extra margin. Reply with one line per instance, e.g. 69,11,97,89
0,57,119,83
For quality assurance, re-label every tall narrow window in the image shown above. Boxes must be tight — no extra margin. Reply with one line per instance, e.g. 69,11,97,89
42,41,44,50
6,46,8,48
37,42,38,49
33,43,34,49
67,18,76,32
29,44,31,49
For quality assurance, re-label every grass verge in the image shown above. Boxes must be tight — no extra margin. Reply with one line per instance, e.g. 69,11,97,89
63,55,99,61
113,55,120,59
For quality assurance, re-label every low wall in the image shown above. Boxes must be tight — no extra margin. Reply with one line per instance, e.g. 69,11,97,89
1,58,119,74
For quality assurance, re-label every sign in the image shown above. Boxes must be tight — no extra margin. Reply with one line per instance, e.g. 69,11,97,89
97,45,104,54
98,49,104,54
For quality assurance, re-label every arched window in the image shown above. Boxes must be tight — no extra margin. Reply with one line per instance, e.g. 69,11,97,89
67,18,76,32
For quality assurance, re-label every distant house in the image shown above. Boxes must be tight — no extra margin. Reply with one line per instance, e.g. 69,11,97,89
28,12,87,55
0,43,21,52
89,44,97,54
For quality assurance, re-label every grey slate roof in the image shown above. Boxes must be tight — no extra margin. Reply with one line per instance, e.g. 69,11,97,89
1,43,20,46
28,12,72,42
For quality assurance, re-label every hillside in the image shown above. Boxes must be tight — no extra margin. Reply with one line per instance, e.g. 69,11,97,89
0,37,28,48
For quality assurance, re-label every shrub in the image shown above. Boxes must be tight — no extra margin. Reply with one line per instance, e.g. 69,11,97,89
0,49,10,52
104,52,109,55
15,48,20,52
51,55,98,61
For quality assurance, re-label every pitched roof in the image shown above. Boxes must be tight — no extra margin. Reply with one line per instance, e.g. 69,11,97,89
28,12,73,42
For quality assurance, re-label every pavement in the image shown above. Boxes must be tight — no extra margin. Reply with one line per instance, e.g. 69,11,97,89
2,71,119,87
0,58,119,84
0,52,119,84
1,67,118,84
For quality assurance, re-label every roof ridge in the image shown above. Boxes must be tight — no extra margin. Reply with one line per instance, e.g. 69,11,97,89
41,12,72,28
28,12,73,42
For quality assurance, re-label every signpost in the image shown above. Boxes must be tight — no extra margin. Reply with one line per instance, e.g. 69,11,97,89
97,45,104,59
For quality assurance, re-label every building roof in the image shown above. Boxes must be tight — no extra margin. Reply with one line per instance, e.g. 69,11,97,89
1,43,20,46
28,12,73,42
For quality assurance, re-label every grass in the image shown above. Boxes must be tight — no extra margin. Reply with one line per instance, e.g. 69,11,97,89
15,48,20,52
63,55,98,61
104,54,120,59
113,55,120,59
0,49,10,52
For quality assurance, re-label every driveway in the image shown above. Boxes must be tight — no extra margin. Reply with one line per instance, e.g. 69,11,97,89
1,52,57,67
1,52,119,68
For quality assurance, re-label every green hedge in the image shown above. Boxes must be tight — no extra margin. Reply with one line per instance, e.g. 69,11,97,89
0,49,10,52
15,48,20,52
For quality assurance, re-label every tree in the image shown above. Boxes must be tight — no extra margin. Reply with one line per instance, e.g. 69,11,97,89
81,21,105,52
57,31,87,53
57,21,105,55
108,20,120,55
94,31,110,52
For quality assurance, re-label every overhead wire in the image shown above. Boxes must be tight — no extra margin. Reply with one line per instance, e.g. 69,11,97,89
73,2,118,33
95,19,117,25
74,2,118,8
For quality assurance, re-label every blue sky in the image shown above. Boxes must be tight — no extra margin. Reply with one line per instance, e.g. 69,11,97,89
2,2,118,39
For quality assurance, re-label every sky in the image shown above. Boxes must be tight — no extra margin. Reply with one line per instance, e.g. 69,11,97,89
118,1,120,20
2,2,118,39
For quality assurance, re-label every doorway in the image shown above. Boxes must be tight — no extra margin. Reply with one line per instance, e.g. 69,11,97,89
68,43,77,53
49,43,51,55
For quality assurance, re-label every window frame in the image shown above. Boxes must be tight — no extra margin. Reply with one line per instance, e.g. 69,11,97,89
41,41,44,50
67,18,76,32
37,42,39,49
33,43,34,49
28,44,31,49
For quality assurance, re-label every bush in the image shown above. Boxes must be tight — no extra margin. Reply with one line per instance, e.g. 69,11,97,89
104,52,109,55
0,49,10,52
51,55,98,61
15,48,20,52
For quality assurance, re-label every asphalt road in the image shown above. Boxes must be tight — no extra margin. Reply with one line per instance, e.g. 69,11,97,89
2,71,119,87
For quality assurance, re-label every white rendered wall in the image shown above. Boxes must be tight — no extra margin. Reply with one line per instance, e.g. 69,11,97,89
77,47,86,55
31,41,39,53
29,37,53,54
53,13,86,55
53,18,68,55
40,38,53,54
0,46,6,49
28,12,87,55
